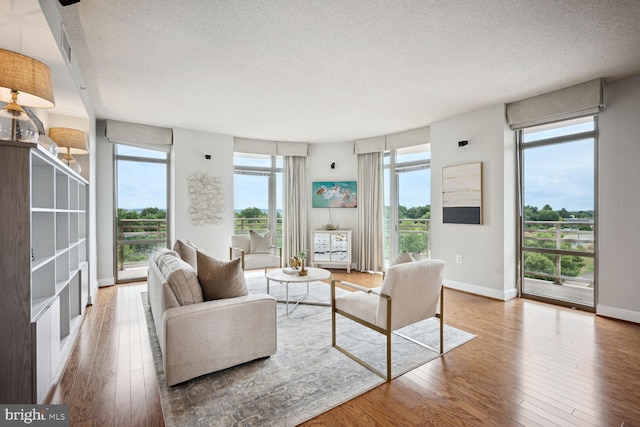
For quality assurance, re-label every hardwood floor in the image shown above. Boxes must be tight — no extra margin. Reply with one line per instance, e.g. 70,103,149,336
50,270,640,426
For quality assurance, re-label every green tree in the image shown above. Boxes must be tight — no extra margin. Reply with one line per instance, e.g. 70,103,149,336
118,208,140,219
238,207,265,220
524,252,555,276
140,207,166,219
538,205,561,221
561,255,586,277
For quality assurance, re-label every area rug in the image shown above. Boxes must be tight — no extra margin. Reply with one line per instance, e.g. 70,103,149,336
143,277,475,427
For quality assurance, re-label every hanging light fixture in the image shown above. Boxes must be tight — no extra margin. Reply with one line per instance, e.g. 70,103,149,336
0,49,55,143
49,127,88,173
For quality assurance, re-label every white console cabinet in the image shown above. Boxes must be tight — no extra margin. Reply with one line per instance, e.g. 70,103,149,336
310,229,352,272
0,141,89,403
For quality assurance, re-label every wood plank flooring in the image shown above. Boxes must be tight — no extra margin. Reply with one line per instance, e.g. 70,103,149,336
49,270,640,426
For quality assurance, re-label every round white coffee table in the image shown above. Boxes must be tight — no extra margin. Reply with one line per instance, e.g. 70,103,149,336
265,267,332,316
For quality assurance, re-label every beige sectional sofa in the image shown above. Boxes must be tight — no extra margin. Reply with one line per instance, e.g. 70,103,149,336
147,243,277,386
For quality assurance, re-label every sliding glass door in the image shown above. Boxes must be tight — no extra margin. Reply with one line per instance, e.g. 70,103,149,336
518,117,596,310
233,153,283,246
114,144,169,283
384,144,431,266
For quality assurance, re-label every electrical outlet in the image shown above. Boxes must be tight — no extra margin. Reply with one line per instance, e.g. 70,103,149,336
456,255,463,264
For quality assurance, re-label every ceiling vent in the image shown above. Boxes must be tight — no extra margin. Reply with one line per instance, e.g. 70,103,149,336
61,24,72,64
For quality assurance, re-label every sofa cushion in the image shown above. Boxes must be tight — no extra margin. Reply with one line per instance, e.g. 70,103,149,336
151,247,179,264
197,251,248,300
249,230,272,254
157,254,204,305
173,239,198,270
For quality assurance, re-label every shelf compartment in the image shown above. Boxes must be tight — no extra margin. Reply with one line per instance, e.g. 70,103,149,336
59,285,70,343
55,212,69,251
69,271,81,319
55,251,70,293
32,260,55,319
69,245,79,271
31,211,55,262
69,180,79,210
31,155,55,210
78,212,86,240
78,239,87,264
78,183,87,211
55,170,68,210
69,212,79,244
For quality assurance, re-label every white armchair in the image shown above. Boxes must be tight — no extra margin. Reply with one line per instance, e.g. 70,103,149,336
229,233,282,273
331,258,445,381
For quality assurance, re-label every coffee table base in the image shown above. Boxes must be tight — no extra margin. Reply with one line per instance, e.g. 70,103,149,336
265,267,332,316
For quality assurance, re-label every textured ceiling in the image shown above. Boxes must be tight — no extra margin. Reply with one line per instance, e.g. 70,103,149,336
43,1,640,141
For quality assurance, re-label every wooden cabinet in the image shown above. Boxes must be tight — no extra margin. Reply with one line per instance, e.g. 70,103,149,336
0,140,89,403
310,230,352,272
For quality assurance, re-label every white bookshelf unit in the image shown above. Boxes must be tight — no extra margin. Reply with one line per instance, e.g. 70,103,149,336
0,140,89,403
310,229,352,273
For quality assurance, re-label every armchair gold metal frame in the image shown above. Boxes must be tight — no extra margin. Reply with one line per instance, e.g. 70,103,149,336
331,278,444,381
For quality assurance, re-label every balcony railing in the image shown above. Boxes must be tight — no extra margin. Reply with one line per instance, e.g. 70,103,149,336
234,217,283,247
383,218,431,260
117,218,167,272
523,220,594,286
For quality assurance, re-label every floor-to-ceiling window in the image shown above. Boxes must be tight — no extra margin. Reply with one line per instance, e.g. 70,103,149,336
114,144,169,283
384,144,431,265
518,116,596,310
233,153,283,246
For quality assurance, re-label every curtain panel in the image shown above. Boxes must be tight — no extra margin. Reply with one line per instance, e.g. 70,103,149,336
357,151,384,272
283,156,308,262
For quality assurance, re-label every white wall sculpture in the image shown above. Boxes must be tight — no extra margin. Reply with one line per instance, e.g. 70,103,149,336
188,172,225,226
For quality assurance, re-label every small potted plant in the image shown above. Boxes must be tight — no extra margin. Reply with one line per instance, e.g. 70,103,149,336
297,249,308,276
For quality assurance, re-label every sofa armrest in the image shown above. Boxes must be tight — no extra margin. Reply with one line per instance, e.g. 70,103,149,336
162,294,277,385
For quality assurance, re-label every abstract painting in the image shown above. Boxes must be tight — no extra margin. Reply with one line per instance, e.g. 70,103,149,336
442,162,482,224
312,181,357,208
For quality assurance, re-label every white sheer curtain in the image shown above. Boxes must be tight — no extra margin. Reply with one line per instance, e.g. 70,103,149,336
283,156,308,262
357,152,384,272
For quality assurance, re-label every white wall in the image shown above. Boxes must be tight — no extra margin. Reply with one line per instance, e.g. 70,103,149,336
307,142,359,267
431,104,517,300
95,120,115,286
598,75,640,323
171,128,235,259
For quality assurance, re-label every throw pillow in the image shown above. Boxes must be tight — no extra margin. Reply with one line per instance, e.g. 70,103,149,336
249,230,273,254
157,254,204,305
197,251,249,300
173,239,198,270
150,247,179,264
389,251,414,266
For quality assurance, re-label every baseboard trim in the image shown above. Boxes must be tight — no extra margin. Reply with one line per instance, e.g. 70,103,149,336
596,304,640,324
444,279,517,301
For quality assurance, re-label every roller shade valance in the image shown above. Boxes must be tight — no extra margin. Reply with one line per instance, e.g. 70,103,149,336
385,126,430,150
106,120,173,152
234,137,307,156
506,79,604,130
354,126,430,154
277,141,308,156
354,136,386,154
